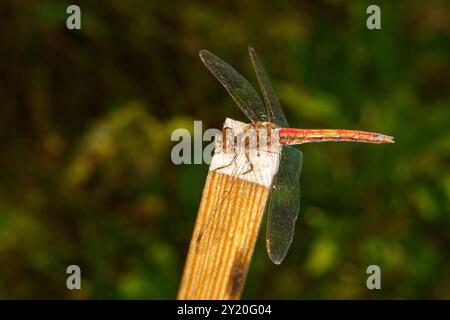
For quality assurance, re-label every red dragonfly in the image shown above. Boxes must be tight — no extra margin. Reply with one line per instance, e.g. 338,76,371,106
198,47,394,264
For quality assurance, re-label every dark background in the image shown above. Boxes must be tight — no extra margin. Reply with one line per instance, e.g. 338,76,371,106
0,0,449,299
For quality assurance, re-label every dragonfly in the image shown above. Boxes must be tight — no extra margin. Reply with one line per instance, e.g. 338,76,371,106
198,47,394,265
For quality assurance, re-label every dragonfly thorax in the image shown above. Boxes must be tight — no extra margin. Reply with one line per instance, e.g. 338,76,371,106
219,121,280,155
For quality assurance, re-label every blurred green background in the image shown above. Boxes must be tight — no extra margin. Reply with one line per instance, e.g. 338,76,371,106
0,0,449,299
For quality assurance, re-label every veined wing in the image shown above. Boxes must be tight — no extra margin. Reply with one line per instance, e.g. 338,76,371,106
248,47,289,128
199,49,268,123
266,145,303,264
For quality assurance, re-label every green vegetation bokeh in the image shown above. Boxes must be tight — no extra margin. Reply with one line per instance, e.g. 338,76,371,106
0,0,449,299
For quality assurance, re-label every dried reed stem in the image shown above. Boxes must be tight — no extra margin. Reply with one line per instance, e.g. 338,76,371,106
177,118,280,300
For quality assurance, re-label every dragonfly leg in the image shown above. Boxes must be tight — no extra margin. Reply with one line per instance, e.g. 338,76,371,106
264,149,281,155
241,149,254,175
212,126,239,171
216,126,235,154
213,152,238,171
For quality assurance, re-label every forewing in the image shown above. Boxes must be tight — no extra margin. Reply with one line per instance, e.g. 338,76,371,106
248,47,289,127
199,49,268,123
266,145,303,264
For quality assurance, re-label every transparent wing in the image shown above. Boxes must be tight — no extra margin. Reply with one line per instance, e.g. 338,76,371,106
266,145,303,264
248,47,289,128
199,49,268,123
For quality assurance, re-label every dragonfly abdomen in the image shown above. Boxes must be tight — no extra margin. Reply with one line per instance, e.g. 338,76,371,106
279,128,394,145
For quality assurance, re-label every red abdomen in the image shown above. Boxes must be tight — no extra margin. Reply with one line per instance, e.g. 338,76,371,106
279,128,394,145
